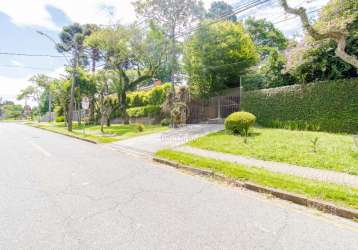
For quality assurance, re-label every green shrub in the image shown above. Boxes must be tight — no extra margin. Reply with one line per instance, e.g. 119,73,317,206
225,111,256,136
147,83,171,105
136,123,145,132
127,105,161,118
127,83,172,108
55,116,65,123
54,106,63,116
160,118,170,127
241,79,358,133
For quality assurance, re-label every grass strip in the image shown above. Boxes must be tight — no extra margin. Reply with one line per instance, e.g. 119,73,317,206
29,123,167,143
188,128,358,175
155,149,358,210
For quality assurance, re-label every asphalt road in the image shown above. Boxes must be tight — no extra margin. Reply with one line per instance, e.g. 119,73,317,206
0,122,358,249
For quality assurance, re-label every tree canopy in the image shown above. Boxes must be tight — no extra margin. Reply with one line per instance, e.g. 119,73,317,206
184,21,259,97
245,17,288,58
133,0,206,82
206,1,237,22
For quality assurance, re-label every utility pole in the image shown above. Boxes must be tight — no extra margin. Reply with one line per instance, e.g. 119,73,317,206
37,30,76,131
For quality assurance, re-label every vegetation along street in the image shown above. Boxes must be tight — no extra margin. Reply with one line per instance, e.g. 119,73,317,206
0,0,357,249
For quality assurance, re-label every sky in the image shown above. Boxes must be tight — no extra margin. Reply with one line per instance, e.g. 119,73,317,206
0,0,329,105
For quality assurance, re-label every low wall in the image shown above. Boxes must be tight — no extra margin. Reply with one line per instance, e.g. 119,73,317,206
111,117,158,125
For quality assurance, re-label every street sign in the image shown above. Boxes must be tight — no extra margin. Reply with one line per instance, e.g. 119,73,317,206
81,97,90,110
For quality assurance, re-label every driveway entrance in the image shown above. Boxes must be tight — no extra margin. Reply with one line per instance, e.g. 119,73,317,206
110,124,224,156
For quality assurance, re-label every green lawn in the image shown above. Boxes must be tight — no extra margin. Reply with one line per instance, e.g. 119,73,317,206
188,128,358,175
155,149,358,210
29,122,168,143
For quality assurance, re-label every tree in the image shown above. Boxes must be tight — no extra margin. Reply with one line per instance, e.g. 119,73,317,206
259,49,296,88
34,74,55,121
83,24,101,72
57,23,91,131
207,1,237,22
291,39,357,83
140,23,170,82
279,0,358,70
57,23,90,67
133,0,205,84
184,21,259,98
243,18,294,89
52,78,71,124
86,24,160,124
94,70,114,132
1,102,23,119
285,3,358,83
17,85,41,122
245,17,288,58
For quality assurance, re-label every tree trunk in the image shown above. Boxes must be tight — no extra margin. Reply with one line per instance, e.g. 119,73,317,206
68,49,78,132
89,97,95,124
91,48,97,73
279,0,358,71
119,92,129,125
75,100,81,126
101,121,104,133
170,24,176,98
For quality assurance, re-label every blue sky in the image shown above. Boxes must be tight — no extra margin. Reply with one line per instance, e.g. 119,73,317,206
0,0,328,104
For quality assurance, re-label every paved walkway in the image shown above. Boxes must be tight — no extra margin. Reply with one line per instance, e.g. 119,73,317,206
176,146,358,188
110,124,223,156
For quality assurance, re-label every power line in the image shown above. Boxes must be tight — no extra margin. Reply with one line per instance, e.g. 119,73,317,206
273,8,321,24
0,64,56,71
94,1,272,73
0,52,64,58
177,0,273,39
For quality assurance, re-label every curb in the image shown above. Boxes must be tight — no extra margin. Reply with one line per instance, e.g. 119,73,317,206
29,125,98,144
153,157,358,221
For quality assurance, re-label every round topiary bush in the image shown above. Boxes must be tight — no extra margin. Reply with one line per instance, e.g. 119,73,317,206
55,116,65,123
225,111,256,136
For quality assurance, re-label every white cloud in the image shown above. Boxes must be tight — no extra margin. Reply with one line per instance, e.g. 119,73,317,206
0,75,31,104
0,67,65,105
10,60,24,67
0,0,330,36
0,0,137,30
0,0,59,30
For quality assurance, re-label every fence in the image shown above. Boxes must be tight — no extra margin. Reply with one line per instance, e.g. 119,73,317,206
187,95,240,124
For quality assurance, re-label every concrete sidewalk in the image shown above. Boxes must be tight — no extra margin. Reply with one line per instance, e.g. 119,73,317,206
110,124,223,156
176,146,358,188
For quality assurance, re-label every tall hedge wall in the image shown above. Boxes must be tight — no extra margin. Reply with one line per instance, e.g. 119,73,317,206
241,78,358,133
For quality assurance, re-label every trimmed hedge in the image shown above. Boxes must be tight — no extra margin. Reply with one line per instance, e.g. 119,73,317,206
127,105,161,118
241,78,358,133
127,83,171,108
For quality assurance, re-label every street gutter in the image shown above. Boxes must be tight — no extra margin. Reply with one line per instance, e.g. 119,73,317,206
153,157,358,221
28,124,98,144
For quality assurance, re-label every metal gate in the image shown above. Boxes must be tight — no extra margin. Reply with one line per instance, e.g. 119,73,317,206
187,95,240,124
